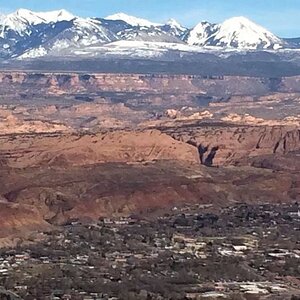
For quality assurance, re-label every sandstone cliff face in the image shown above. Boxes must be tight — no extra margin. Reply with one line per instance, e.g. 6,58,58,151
274,129,300,153
164,125,300,165
0,129,199,168
1,72,300,96
0,125,299,241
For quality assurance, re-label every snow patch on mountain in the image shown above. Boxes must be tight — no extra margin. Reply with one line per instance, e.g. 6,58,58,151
19,46,47,59
105,13,161,27
59,40,215,60
36,9,75,23
107,40,203,52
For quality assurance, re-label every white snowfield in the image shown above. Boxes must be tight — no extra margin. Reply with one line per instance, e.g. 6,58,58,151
105,12,162,27
19,40,242,60
0,9,297,59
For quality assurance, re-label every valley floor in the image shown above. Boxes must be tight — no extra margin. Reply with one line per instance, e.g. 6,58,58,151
0,203,300,299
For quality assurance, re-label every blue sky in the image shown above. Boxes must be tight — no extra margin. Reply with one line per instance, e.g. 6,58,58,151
0,0,299,37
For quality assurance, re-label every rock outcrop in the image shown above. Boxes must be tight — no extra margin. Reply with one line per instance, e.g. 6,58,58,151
0,129,199,168
164,125,300,166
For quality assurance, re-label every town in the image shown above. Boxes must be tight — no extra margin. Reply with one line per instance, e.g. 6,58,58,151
0,202,299,299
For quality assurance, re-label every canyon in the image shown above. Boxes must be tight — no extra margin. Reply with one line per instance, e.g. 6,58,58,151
0,125,299,247
0,69,299,246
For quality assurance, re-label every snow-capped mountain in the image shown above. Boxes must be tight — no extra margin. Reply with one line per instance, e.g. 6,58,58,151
0,9,298,60
0,9,77,58
186,16,285,50
19,18,118,59
0,9,74,36
159,19,188,38
184,21,217,46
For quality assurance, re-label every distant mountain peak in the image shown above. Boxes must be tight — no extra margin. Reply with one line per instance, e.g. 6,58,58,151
186,16,284,50
31,9,75,23
185,21,217,46
105,12,161,27
15,8,32,15
218,16,268,33
213,16,284,49
0,10,296,60
160,19,187,38
224,16,253,24
5,8,74,25
57,9,72,17
0,8,75,38
166,19,185,30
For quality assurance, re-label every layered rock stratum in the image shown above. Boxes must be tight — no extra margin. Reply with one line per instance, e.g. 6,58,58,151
0,70,299,245
0,125,299,245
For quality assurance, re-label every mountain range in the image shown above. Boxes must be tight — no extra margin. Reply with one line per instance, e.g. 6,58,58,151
0,9,299,60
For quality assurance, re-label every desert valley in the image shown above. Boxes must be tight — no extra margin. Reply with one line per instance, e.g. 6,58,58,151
0,7,299,300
